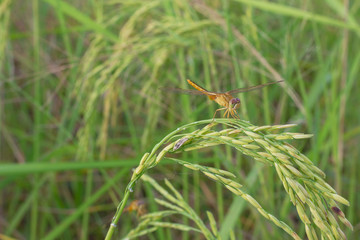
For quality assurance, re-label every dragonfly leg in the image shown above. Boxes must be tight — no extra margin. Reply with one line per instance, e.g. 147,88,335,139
234,109,240,119
212,107,227,121
229,109,235,118
223,108,229,118
232,110,240,119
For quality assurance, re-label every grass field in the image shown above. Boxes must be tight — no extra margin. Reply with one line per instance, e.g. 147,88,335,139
1,0,359,239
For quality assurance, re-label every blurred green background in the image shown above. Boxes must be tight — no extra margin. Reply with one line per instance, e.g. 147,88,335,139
0,0,359,239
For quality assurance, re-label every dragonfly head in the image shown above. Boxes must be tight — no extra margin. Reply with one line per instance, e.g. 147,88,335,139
230,98,240,109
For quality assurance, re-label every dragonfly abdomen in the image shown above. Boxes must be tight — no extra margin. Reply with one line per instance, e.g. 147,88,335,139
187,79,216,100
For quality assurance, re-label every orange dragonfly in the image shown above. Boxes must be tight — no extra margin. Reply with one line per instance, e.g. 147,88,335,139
168,79,283,119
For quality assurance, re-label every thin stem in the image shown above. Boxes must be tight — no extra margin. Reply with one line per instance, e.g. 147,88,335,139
104,190,131,240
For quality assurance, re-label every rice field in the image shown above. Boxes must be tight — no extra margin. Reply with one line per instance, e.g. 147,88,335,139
1,0,359,239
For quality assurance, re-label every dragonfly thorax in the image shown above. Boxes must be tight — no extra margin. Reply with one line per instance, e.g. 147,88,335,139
212,92,237,108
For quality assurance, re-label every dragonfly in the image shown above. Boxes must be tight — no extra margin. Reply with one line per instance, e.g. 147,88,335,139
124,200,147,217
168,79,283,119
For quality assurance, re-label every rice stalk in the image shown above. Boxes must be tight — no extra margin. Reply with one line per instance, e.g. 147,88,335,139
105,119,352,240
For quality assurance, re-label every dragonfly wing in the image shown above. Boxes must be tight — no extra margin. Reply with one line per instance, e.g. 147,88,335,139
227,80,283,94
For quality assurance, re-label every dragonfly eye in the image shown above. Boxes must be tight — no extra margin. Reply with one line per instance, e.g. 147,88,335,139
230,98,240,106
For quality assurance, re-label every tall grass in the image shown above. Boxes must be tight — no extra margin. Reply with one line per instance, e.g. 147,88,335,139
1,0,359,239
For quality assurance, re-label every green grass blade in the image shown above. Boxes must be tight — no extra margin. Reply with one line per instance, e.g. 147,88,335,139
43,169,127,240
234,0,360,33
44,0,118,41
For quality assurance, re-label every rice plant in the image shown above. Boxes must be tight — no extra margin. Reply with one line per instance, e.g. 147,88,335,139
106,119,352,240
